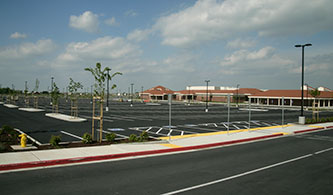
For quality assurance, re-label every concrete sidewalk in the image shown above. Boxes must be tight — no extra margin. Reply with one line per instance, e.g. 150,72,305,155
1,122,333,172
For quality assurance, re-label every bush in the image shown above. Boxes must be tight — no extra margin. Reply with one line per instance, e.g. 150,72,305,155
139,131,149,142
129,134,137,142
106,133,116,143
0,125,19,144
82,133,93,144
0,142,7,152
50,135,61,147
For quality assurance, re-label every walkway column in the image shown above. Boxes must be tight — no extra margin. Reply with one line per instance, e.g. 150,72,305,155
267,98,269,106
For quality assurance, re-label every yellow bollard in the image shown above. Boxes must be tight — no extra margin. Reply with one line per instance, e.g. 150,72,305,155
19,133,27,147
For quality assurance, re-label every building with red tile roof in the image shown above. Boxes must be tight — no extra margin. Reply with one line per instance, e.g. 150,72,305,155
249,89,333,108
139,85,333,108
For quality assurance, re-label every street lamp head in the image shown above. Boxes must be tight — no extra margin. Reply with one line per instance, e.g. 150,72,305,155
295,45,302,48
305,43,312,47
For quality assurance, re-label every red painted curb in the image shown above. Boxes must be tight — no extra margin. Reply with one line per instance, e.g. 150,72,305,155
294,127,325,134
0,133,283,171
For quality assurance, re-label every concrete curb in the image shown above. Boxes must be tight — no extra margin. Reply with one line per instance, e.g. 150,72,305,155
294,127,325,134
0,133,283,172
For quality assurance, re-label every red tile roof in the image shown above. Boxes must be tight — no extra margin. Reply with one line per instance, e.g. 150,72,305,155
250,90,333,98
142,85,174,95
174,88,262,95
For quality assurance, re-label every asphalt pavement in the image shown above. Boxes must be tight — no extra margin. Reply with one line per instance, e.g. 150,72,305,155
1,97,332,144
1,128,332,195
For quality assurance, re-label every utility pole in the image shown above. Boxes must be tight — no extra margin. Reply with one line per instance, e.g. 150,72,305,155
236,84,240,107
295,43,312,124
106,69,110,112
130,83,134,107
205,80,210,112
50,77,54,105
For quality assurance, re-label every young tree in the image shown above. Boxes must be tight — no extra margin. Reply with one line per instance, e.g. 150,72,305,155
50,82,60,113
84,62,122,142
309,89,321,120
33,78,40,108
68,78,83,118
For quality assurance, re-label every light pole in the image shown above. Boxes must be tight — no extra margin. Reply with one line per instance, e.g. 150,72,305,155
295,43,312,124
130,83,134,107
205,80,210,112
236,84,240,107
305,83,309,110
50,77,54,105
106,69,110,112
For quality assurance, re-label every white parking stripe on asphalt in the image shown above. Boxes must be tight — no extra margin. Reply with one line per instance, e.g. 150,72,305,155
156,128,163,134
60,131,83,140
97,129,129,138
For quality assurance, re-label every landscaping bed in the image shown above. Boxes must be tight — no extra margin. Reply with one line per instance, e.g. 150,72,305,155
0,125,158,152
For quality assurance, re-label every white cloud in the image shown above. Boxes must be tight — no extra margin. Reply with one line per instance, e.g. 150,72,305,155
69,11,99,33
0,39,56,59
127,29,152,42
104,17,117,26
55,36,141,68
221,47,275,67
290,53,333,74
227,38,256,49
155,0,333,47
10,32,27,39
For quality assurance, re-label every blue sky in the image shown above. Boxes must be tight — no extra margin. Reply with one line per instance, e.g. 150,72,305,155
1,0,333,93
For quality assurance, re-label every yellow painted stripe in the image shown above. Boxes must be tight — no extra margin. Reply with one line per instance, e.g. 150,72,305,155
160,144,182,148
273,132,290,135
308,125,324,128
159,124,294,140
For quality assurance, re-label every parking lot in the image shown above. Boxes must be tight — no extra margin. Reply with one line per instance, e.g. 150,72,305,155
1,96,333,144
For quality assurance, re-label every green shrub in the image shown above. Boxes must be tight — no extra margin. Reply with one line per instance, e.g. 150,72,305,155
129,134,137,142
50,135,61,147
305,118,312,124
139,131,149,142
0,142,7,152
82,133,93,144
106,133,116,143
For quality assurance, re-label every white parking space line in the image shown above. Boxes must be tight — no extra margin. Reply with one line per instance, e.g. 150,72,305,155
232,124,240,130
262,122,271,127
15,128,42,146
167,130,173,136
252,121,261,126
146,127,152,132
156,128,163,134
221,123,229,129
162,148,333,195
60,131,83,140
181,131,184,136
80,115,114,122
213,123,218,127
98,129,129,138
